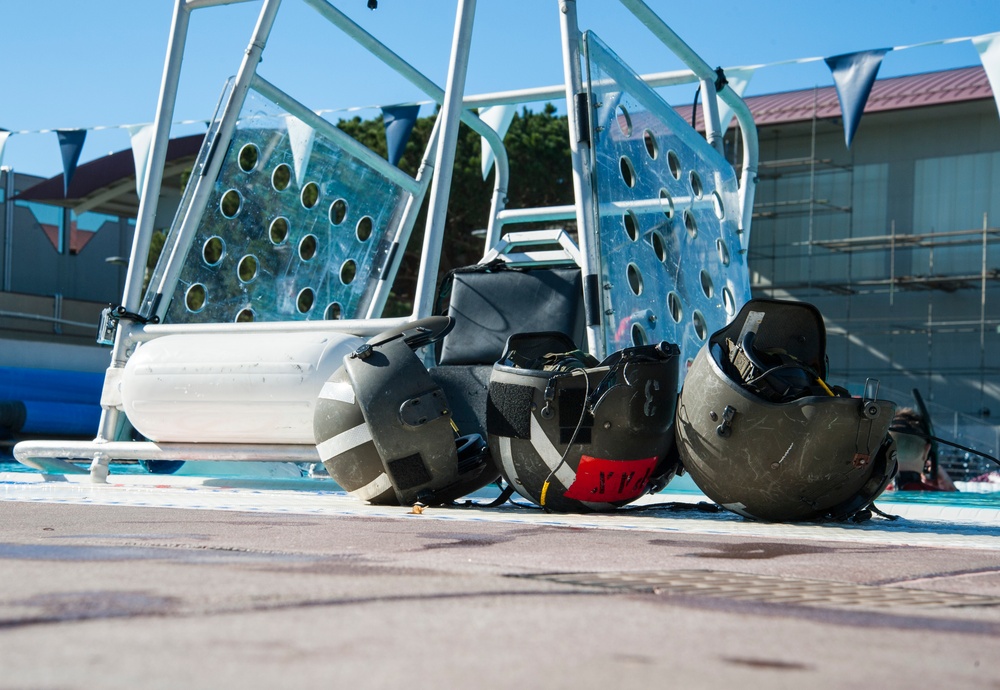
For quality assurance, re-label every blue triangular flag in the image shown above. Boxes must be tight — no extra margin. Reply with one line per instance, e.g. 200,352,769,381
381,104,420,167
825,49,890,148
56,129,87,197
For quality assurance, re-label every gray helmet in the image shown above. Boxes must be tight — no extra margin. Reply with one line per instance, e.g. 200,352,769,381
314,317,498,505
676,298,897,522
486,332,681,512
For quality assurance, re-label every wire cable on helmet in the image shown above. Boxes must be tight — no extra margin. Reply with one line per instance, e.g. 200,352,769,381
539,369,591,509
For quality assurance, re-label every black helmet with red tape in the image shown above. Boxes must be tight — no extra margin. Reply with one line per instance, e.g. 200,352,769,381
485,332,681,512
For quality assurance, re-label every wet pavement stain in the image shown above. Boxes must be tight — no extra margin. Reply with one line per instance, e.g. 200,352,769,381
722,656,812,671
417,532,515,550
648,537,876,560
0,542,318,565
5,590,179,626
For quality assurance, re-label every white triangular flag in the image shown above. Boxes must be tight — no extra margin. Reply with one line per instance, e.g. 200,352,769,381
0,131,10,168
974,32,1000,122
286,115,316,188
715,68,754,134
127,124,155,198
479,104,516,180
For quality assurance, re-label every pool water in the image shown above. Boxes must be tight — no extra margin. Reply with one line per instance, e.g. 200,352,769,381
878,487,1000,508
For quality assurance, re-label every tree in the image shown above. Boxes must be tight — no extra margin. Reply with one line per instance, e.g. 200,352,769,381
337,104,573,315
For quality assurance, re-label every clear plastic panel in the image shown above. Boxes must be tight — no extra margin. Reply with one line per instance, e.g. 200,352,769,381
584,32,751,370
149,85,410,324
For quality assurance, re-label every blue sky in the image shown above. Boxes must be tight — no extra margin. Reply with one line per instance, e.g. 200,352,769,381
2,0,998,178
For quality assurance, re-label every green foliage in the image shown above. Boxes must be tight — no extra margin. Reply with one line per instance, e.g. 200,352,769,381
336,105,573,314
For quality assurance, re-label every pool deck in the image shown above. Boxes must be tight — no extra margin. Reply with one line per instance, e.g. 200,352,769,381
1,469,998,688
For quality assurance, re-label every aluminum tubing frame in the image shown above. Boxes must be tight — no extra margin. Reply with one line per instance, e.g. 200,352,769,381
559,0,605,359
14,441,320,477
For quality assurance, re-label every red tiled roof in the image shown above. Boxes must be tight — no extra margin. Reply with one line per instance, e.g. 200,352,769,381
675,65,994,129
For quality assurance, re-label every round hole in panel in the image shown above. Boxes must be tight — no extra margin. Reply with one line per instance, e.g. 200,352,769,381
324,302,343,320
297,287,315,314
619,155,636,188
202,236,225,267
626,263,643,296
356,216,373,242
623,211,639,242
667,150,682,180
631,323,648,347
301,181,320,209
269,217,289,245
659,188,674,220
650,230,667,263
689,170,704,199
722,286,736,316
340,259,357,285
616,105,633,137
329,198,348,225
237,255,258,283
235,308,255,323
716,238,731,267
238,143,259,173
693,310,708,341
299,234,318,261
712,191,725,220
271,164,291,191
684,209,698,239
220,189,242,219
185,284,206,313
643,130,658,160
667,291,683,323
700,269,714,298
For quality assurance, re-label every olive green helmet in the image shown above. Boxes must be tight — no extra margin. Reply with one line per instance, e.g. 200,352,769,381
676,299,897,522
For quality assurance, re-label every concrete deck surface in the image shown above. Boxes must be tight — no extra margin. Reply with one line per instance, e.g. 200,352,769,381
0,471,997,689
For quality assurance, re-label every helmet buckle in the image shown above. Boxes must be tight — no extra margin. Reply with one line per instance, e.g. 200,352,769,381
716,405,737,437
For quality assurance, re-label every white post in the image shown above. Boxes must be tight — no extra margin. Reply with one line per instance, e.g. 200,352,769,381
411,0,477,319
559,0,604,358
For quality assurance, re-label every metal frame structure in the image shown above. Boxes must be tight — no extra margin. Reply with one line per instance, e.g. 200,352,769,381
14,0,759,480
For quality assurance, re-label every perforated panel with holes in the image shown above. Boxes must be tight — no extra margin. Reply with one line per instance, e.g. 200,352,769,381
584,33,751,375
151,86,410,324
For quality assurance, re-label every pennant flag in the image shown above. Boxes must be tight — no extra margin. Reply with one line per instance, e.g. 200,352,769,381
127,124,155,198
478,104,517,179
0,130,10,168
56,129,87,197
825,49,890,148
286,115,316,188
973,32,1000,121
714,68,754,134
381,104,420,168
